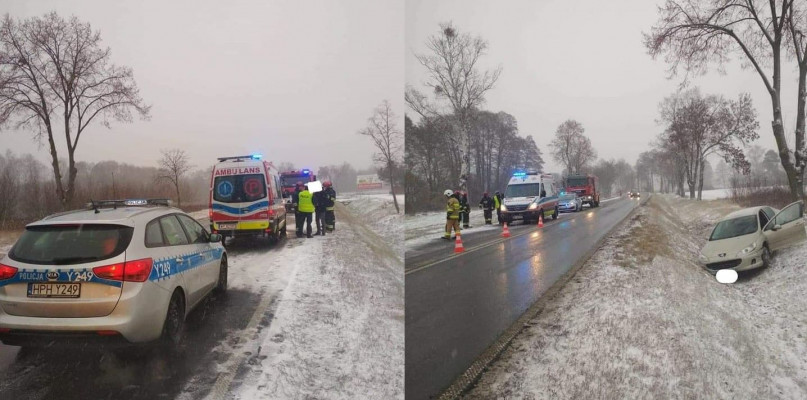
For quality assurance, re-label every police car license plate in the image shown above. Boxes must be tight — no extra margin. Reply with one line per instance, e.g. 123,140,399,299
218,223,237,230
27,283,81,298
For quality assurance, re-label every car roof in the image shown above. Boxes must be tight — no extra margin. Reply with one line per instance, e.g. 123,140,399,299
29,206,180,227
721,206,767,220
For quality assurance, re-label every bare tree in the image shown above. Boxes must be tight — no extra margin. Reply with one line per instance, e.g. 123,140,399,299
157,149,191,207
0,12,150,207
645,0,806,199
412,22,502,200
359,100,402,213
550,119,597,175
658,89,759,199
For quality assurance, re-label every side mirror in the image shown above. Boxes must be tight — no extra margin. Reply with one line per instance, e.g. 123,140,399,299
209,233,223,242
540,191,547,198
772,224,782,231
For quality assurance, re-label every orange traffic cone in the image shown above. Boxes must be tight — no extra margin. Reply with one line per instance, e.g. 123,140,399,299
502,222,511,238
454,232,465,253
538,213,544,228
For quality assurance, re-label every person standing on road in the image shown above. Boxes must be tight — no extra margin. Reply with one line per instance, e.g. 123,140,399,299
313,187,326,236
292,182,304,238
297,184,315,238
323,181,337,232
443,189,461,240
459,191,471,229
478,192,494,225
494,191,503,225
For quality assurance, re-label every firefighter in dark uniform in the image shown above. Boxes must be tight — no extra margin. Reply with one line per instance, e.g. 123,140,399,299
494,191,503,224
292,182,304,237
297,184,315,238
459,191,471,228
323,181,336,232
478,192,495,224
313,186,326,236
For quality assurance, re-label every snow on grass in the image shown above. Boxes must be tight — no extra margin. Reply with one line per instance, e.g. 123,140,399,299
699,188,733,200
230,200,403,399
466,194,807,400
340,193,403,263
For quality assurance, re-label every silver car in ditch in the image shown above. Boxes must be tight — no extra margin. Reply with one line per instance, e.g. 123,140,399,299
698,201,806,273
0,199,227,346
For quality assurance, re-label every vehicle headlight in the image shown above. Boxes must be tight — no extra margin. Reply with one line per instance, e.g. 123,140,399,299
698,253,709,263
500,204,507,212
736,242,757,257
528,202,538,210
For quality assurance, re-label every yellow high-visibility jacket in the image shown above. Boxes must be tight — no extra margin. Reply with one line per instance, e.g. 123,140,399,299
447,197,461,220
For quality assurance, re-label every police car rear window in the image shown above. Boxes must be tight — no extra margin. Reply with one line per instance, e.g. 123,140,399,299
214,174,267,203
9,224,134,265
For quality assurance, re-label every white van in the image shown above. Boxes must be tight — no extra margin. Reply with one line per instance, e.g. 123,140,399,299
500,171,560,224
209,155,288,242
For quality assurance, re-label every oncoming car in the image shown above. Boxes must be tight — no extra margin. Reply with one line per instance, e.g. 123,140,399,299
0,199,227,347
558,192,583,213
698,201,806,273
629,191,640,199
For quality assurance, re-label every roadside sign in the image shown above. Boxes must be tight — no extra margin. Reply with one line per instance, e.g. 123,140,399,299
357,174,382,190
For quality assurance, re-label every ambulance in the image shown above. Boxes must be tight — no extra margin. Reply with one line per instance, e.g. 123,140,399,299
209,155,287,242
500,171,560,225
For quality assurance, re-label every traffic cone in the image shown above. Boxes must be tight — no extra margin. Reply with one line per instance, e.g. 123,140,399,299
538,213,544,228
502,222,511,238
454,232,465,253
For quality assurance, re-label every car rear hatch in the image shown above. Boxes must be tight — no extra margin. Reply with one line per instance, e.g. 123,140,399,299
0,223,134,318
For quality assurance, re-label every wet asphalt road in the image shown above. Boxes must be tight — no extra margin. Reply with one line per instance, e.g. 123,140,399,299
405,196,642,400
0,234,288,400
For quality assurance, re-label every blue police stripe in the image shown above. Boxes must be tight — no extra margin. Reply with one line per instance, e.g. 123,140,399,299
211,201,269,215
149,247,225,282
0,268,123,288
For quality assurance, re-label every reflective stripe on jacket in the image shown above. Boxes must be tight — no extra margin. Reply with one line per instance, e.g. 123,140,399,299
447,197,461,219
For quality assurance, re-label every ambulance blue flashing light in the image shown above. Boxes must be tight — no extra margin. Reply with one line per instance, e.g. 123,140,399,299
512,172,527,177
251,154,262,160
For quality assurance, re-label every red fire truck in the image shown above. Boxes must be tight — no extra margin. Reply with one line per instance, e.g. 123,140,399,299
565,174,600,208
279,169,317,211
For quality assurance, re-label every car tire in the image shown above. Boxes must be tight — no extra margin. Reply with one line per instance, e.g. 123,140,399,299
552,206,558,220
761,245,772,268
161,290,185,347
214,256,228,294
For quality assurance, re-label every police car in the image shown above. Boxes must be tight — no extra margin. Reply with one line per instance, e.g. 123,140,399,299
0,199,227,347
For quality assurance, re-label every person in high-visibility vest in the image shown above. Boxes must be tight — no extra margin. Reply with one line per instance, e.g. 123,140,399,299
322,181,336,232
494,191,503,225
297,184,315,238
478,192,495,224
443,189,461,240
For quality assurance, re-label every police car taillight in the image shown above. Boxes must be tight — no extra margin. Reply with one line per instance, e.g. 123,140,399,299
0,264,17,280
93,258,152,282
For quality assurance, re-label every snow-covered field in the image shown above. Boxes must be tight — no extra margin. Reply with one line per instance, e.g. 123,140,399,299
209,198,404,399
466,194,807,399
698,188,732,200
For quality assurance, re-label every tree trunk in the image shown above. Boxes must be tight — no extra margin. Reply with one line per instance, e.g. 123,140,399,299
175,177,182,207
389,162,400,214
697,159,705,200
44,122,67,208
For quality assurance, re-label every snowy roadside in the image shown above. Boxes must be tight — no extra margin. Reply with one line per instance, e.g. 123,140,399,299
467,194,807,399
340,193,404,263
225,199,404,399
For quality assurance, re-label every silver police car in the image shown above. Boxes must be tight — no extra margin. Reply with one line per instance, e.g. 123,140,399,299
0,199,227,346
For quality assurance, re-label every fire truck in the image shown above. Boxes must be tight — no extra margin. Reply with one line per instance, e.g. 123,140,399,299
279,169,317,211
564,174,600,208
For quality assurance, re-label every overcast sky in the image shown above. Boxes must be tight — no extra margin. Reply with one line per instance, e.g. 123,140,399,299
406,0,795,174
1,0,403,172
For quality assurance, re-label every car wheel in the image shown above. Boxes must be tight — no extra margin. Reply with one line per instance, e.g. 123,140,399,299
761,245,772,268
553,206,558,220
214,256,228,294
161,290,185,347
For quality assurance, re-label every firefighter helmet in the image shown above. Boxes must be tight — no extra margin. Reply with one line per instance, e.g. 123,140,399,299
444,189,453,197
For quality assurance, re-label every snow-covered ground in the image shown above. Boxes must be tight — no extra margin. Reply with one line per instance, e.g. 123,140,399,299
466,194,807,399
340,193,404,263
200,198,404,399
698,188,732,200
